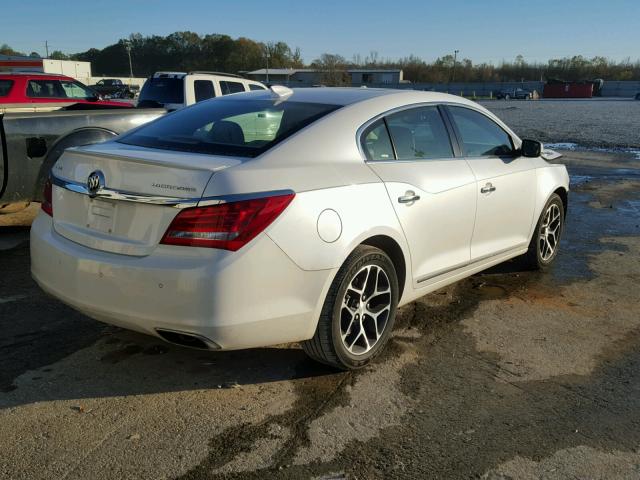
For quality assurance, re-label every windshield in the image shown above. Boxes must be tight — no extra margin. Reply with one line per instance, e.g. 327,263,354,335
138,77,184,105
118,98,341,157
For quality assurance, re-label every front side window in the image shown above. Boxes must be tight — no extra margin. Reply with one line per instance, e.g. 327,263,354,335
194,80,215,102
0,80,14,97
385,106,454,160
60,80,95,99
361,119,394,161
448,106,514,157
118,99,341,158
220,81,246,95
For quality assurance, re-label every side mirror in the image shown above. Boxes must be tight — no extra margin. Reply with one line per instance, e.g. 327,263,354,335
520,139,542,157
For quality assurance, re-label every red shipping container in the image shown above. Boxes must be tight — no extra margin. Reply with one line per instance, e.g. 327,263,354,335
543,83,593,98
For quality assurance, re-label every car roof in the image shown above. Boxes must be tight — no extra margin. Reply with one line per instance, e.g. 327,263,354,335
227,87,467,107
151,71,250,80
0,72,74,80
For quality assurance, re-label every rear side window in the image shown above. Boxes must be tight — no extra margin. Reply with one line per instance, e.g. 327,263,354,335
118,99,341,158
138,77,185,105
249,84,267,91
0,79,13,97
220,81,246,95
386,106,454,160
448,106,513,157
361,120,394,161
27,80,65,98
194,80,215,102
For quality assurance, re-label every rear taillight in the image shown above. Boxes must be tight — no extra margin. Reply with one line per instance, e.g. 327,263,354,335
41,178,53,216
160,193,295,251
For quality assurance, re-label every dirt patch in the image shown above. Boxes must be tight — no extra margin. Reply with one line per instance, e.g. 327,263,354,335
463,236,640,381
0,203,40,227
483,445,640,480
575,179,640,210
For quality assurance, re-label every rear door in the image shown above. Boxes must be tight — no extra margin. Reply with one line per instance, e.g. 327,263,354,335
365,105,477,285
445,105,536,260
26,79,69,105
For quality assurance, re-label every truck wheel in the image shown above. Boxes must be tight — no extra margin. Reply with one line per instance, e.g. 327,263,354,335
504,94,510,100
302,245,399,370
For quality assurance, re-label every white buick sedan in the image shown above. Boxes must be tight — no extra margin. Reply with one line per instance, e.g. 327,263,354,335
31,87,568,369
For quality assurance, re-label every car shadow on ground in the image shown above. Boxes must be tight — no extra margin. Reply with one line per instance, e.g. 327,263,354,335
0,238,339,409
0,324,340,409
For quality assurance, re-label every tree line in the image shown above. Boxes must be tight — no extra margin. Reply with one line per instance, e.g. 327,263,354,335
3,33,640,83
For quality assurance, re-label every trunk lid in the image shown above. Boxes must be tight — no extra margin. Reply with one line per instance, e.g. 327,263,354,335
52,142,243,256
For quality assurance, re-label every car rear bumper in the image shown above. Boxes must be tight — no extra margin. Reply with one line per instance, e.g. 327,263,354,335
30,213,334,350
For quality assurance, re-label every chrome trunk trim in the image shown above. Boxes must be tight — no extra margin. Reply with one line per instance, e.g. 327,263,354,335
51,173,294,209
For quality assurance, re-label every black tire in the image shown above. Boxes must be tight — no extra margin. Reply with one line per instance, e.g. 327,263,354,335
523,193,565,270
302,245,399,370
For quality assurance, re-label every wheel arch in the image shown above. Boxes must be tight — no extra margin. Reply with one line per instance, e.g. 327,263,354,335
553,186,568,217
360,234,407,299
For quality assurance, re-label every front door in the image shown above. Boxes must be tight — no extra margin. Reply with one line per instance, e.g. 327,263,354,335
363,106,477,285
445,105,536,260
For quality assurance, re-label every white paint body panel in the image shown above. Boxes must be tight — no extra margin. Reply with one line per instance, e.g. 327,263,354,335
466,155,537,259
30,88,570,350
368,160,477,285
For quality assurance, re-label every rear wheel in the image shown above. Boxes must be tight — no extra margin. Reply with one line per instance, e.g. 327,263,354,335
302,245,399,370
524,193,564,270
504,94,511,100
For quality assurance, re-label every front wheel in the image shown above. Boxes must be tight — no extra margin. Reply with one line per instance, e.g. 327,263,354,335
523,193,565,270
302,245,399,370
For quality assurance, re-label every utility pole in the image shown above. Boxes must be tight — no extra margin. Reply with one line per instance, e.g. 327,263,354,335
265,46,270,84
451,49,459,83
45,40,49,58
125,41,133,78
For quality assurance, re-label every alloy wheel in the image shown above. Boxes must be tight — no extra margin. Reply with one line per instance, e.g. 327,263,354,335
339,265,392,355
538,203,562,261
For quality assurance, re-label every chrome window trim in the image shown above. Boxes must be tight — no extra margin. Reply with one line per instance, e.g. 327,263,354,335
357,102,460,163
443,104,518,157
51,174,294,209
357,101,441,163
356,101,520,163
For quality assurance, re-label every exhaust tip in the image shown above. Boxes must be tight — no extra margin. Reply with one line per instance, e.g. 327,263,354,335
155,329,220,350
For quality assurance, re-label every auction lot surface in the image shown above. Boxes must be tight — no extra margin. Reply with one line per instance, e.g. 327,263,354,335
1,99,640,479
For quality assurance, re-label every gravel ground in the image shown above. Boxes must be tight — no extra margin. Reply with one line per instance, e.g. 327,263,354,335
2,104,640,478
480,99,640,149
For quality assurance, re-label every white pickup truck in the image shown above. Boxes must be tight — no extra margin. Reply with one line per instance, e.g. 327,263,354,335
136,71,267,110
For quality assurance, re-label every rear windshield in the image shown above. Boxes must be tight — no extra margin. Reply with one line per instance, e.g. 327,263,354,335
118,98,341,157
138,77,184,105
0,79,13,97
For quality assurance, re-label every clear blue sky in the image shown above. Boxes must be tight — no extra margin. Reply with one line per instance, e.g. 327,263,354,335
3,0,639,63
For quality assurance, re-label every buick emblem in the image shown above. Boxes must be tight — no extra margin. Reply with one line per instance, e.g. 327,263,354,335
87,170,105,197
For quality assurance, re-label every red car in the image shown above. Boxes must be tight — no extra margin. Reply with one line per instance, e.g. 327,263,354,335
0,73,132,109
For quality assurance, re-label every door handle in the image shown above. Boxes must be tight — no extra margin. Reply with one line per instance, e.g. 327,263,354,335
398,191,421,204
480,183,496,194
